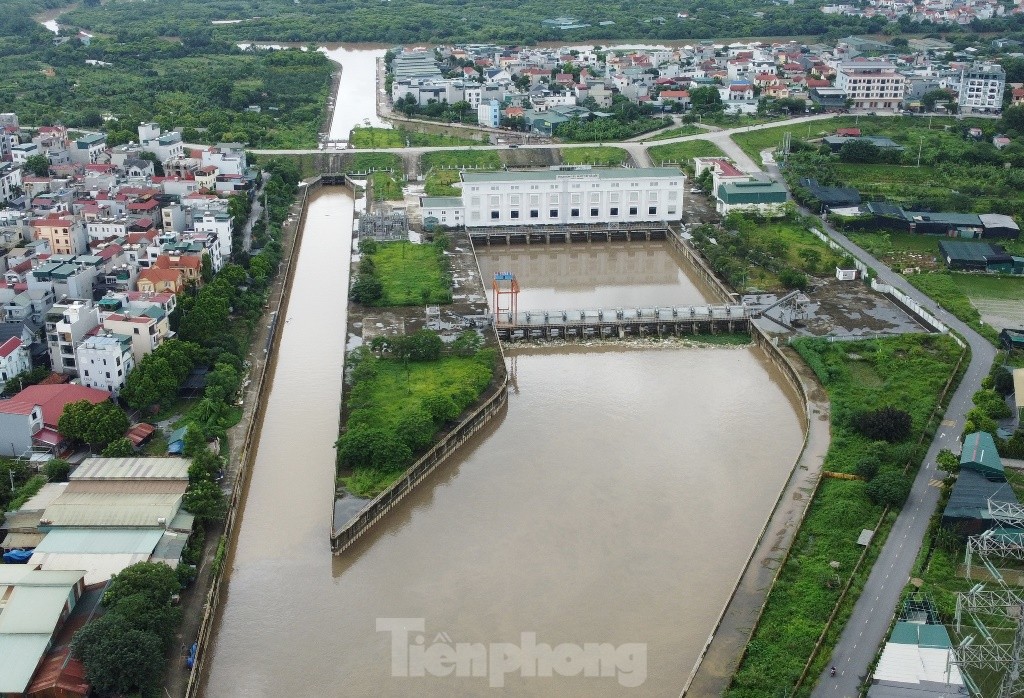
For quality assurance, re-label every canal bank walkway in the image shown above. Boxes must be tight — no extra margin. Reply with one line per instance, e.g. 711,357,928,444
682,337,830,696
808,221,996,697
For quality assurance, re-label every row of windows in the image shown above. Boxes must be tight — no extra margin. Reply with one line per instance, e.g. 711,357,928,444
485,205,674,220
469,181,678,192
473,191,676,206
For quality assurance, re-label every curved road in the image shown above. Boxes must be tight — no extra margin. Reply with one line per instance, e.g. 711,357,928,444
806,221,995,697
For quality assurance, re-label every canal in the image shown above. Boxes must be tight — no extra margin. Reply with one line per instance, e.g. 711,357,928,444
203,184,804,695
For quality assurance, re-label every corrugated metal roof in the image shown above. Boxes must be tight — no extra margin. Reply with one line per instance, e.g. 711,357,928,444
29,552,152,586
66,480,188,495
0,568,84,587
18,482,68,511
0,634,52,693
2,532,46,549
151,531,188,564
34,528,163,555
0,585,71,634
42,492,183,528
1015,369,1024,407
71,457,190,481
961,431,1005,479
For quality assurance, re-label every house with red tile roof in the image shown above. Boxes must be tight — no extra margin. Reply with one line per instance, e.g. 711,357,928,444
0,383,110,455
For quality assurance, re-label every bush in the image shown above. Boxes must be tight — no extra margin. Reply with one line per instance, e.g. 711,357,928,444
865,469,912,508
853,406,912,443
43,458,71,482
778,268,808,290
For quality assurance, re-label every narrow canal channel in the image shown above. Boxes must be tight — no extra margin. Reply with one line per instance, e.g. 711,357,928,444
203,185,805,695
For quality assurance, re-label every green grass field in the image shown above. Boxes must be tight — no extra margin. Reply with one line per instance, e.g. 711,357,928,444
348,152,403,173
647,139,726,171
560,146,628,166
350,126,481,148
370,172,403,201
421,150,502,196
372,241,451,305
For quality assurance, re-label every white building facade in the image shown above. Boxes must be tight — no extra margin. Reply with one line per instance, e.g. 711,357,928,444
76,333,134,396
460,167,686,228
835,61,906,112
958,63,1005,113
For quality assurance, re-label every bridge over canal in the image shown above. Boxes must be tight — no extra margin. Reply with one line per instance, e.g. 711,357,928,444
494,304,750,341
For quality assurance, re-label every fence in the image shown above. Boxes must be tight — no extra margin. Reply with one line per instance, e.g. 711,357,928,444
184,177,317,698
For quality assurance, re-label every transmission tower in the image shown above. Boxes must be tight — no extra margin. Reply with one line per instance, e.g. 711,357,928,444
953,498,1024,697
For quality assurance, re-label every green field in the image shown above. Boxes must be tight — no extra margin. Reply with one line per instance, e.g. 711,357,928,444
559,146,628,166
370,172,403,201
647,124,702,141
691,214,845,292
347,152,403,173
350,126,481,148
372,241,451,306
339,350,494,496
647,139,726,171
421,150,502,196
908,272,1024,344
729,334,963,697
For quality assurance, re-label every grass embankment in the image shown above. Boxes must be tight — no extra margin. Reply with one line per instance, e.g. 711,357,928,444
691,213,846,292
370,171,403,200
559,146,628,166
338,346,495,496
647,139,726,171
647,124,703,141
728,333,964,698
350,126,481,148
422,150,502,196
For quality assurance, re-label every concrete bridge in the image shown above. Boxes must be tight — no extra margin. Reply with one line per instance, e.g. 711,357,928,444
469,221,670,246
493,304,750,341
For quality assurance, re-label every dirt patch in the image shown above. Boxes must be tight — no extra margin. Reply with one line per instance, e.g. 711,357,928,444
500,148,559,168
971,297,1024,332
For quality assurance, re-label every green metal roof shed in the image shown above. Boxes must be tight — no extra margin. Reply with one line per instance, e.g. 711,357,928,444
717,180,788,205
961,431,1005,481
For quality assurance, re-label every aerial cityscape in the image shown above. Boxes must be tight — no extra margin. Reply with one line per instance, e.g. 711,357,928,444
2,0,1024,696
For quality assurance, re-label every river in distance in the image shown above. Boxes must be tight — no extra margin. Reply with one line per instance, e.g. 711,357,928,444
202,187,804,696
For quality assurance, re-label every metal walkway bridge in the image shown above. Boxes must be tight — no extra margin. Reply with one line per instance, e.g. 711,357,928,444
493,304,750,341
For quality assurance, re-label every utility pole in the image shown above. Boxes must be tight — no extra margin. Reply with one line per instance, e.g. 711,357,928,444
917,136,924,167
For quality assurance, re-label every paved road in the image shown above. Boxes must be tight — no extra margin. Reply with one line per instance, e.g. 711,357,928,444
806,219,996,697
245,112,837,158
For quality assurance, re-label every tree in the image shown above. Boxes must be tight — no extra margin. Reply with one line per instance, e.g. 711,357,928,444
778,268,808,290
336,425,412,472
102,437,134,458
351,274,384,305
72,615,166,696
103,562,180,608
396,408,434,451
58,400,129,449
866,470,912,508
993,366,1015,397
183,480,226,522
853,406,912,443
921,88,954,112
838,139,882,164
423,393,460,424
689,86,722,112
23,154,50,177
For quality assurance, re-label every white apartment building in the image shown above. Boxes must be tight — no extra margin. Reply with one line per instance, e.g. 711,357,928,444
421,196,465,228
86,218,129,241
137,122,185,162
835,61,906,112
102,309,169,364
76,333,134,396
11,143,39,165
958,63,1005,113
45,298,100,375
459,166,686,228
68,133,107,165
201,144,247,176
0,163,22,204
193,209,233,258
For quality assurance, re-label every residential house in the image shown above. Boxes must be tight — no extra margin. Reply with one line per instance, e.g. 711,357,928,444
0,382,109,455
31,215,87,256
0,336,31,390
102,307,170,364
45,298,99,375
835,61,906,112
76,332,134,396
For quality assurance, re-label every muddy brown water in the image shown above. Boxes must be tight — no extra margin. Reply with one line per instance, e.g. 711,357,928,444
202,188,803,696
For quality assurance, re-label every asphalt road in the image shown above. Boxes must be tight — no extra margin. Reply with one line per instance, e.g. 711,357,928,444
807,220,996,697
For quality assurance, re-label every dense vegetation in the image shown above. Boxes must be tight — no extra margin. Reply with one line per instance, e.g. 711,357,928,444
1,12,332,148
350,127,480,148
560,146,628,166
729,333,963,697
351,238,453,306
421,150,502,196
64,0,1024,44
689,212,845,292
337,333,495,496
553,96,670,142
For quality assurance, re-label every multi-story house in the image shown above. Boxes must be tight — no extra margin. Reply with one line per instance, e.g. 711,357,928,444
45,298,100,375
835,61,906,112
102,307,170,365
957,62,1005,113
30,215,88,256
68,133,107,165
0,163,22,204
0,337,31,390
76,332,134,396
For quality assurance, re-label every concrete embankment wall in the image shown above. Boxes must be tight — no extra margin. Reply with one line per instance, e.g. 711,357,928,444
330,345,509,554
186,176,324,698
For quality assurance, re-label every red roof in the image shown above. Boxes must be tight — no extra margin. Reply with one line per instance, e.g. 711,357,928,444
806,78,830,88
0,337,22,359
836,127,861,137
660,90,690,99
0,383,110,427
729,84,752,91
31,216,73,227
714,159,744,177
126,422,155,447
